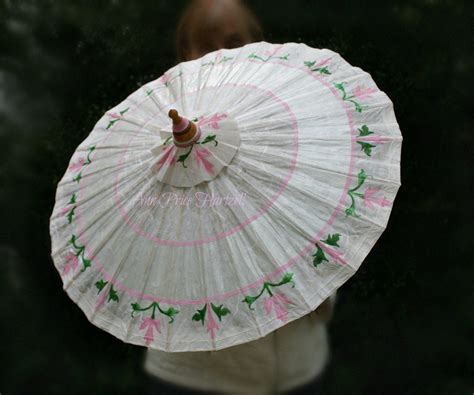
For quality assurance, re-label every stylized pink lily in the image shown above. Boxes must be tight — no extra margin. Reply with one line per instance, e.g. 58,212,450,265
315,57,332,67
159,73,171,85
363,188,392,209
214,51,223,63
69,157,85,172
206,304,220,340
357,135,388,144
62,252,79,276
352,85,378,101
319,244,347,265
194,146,214,174
95,289,108,309
108,112,121,119
264,293,290,322
263,44,283,57
198,113,227,129
140,317,161,346
156,145,177,170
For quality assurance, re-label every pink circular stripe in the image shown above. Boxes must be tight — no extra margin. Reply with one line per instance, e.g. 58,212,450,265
74,58,357,304
172,118,190,133
112,84,298,246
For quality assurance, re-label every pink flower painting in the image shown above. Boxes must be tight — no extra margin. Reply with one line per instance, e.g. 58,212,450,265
194,146,214,174
319,243,347,265
198,113,227,129
159,73,171,85
140,317,161,346
62,252,79,276
264,293,290,322
358,135,388,145
156,145,177,170
352,85,378,101
315,57,332,67
206,304,220,340
363,188,392,209
95,290,108,309
263,44,284,58
69,158,85,172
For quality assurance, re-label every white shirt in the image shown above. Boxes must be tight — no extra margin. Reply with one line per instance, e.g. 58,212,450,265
143,293,336,394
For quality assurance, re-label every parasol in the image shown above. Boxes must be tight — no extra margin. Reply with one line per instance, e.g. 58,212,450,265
50,41,402,352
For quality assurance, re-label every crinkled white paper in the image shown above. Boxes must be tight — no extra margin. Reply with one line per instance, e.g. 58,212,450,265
50,41,402,352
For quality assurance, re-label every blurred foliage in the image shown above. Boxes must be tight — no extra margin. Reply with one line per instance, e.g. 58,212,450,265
0,0,472,393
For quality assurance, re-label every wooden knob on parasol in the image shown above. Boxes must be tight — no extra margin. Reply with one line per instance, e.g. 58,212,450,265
168,109,181,125
168,109,201,147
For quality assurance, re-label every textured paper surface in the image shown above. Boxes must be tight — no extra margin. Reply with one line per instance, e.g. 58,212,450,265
49,41,402,352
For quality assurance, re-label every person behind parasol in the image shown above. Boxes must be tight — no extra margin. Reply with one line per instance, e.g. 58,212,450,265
143,1,337,394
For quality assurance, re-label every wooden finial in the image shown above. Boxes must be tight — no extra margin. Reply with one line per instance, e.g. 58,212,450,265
167,108,202,147
168,109,182,125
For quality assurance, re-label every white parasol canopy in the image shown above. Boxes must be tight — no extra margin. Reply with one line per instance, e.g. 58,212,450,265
50,41,402,352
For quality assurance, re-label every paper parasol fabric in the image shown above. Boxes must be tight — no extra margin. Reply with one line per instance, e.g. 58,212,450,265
50,41,402,352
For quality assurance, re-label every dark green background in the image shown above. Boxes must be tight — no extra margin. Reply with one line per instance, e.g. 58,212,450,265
1,0,472,393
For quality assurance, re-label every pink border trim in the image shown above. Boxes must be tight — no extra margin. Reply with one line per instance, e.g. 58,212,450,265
74,58,356,305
